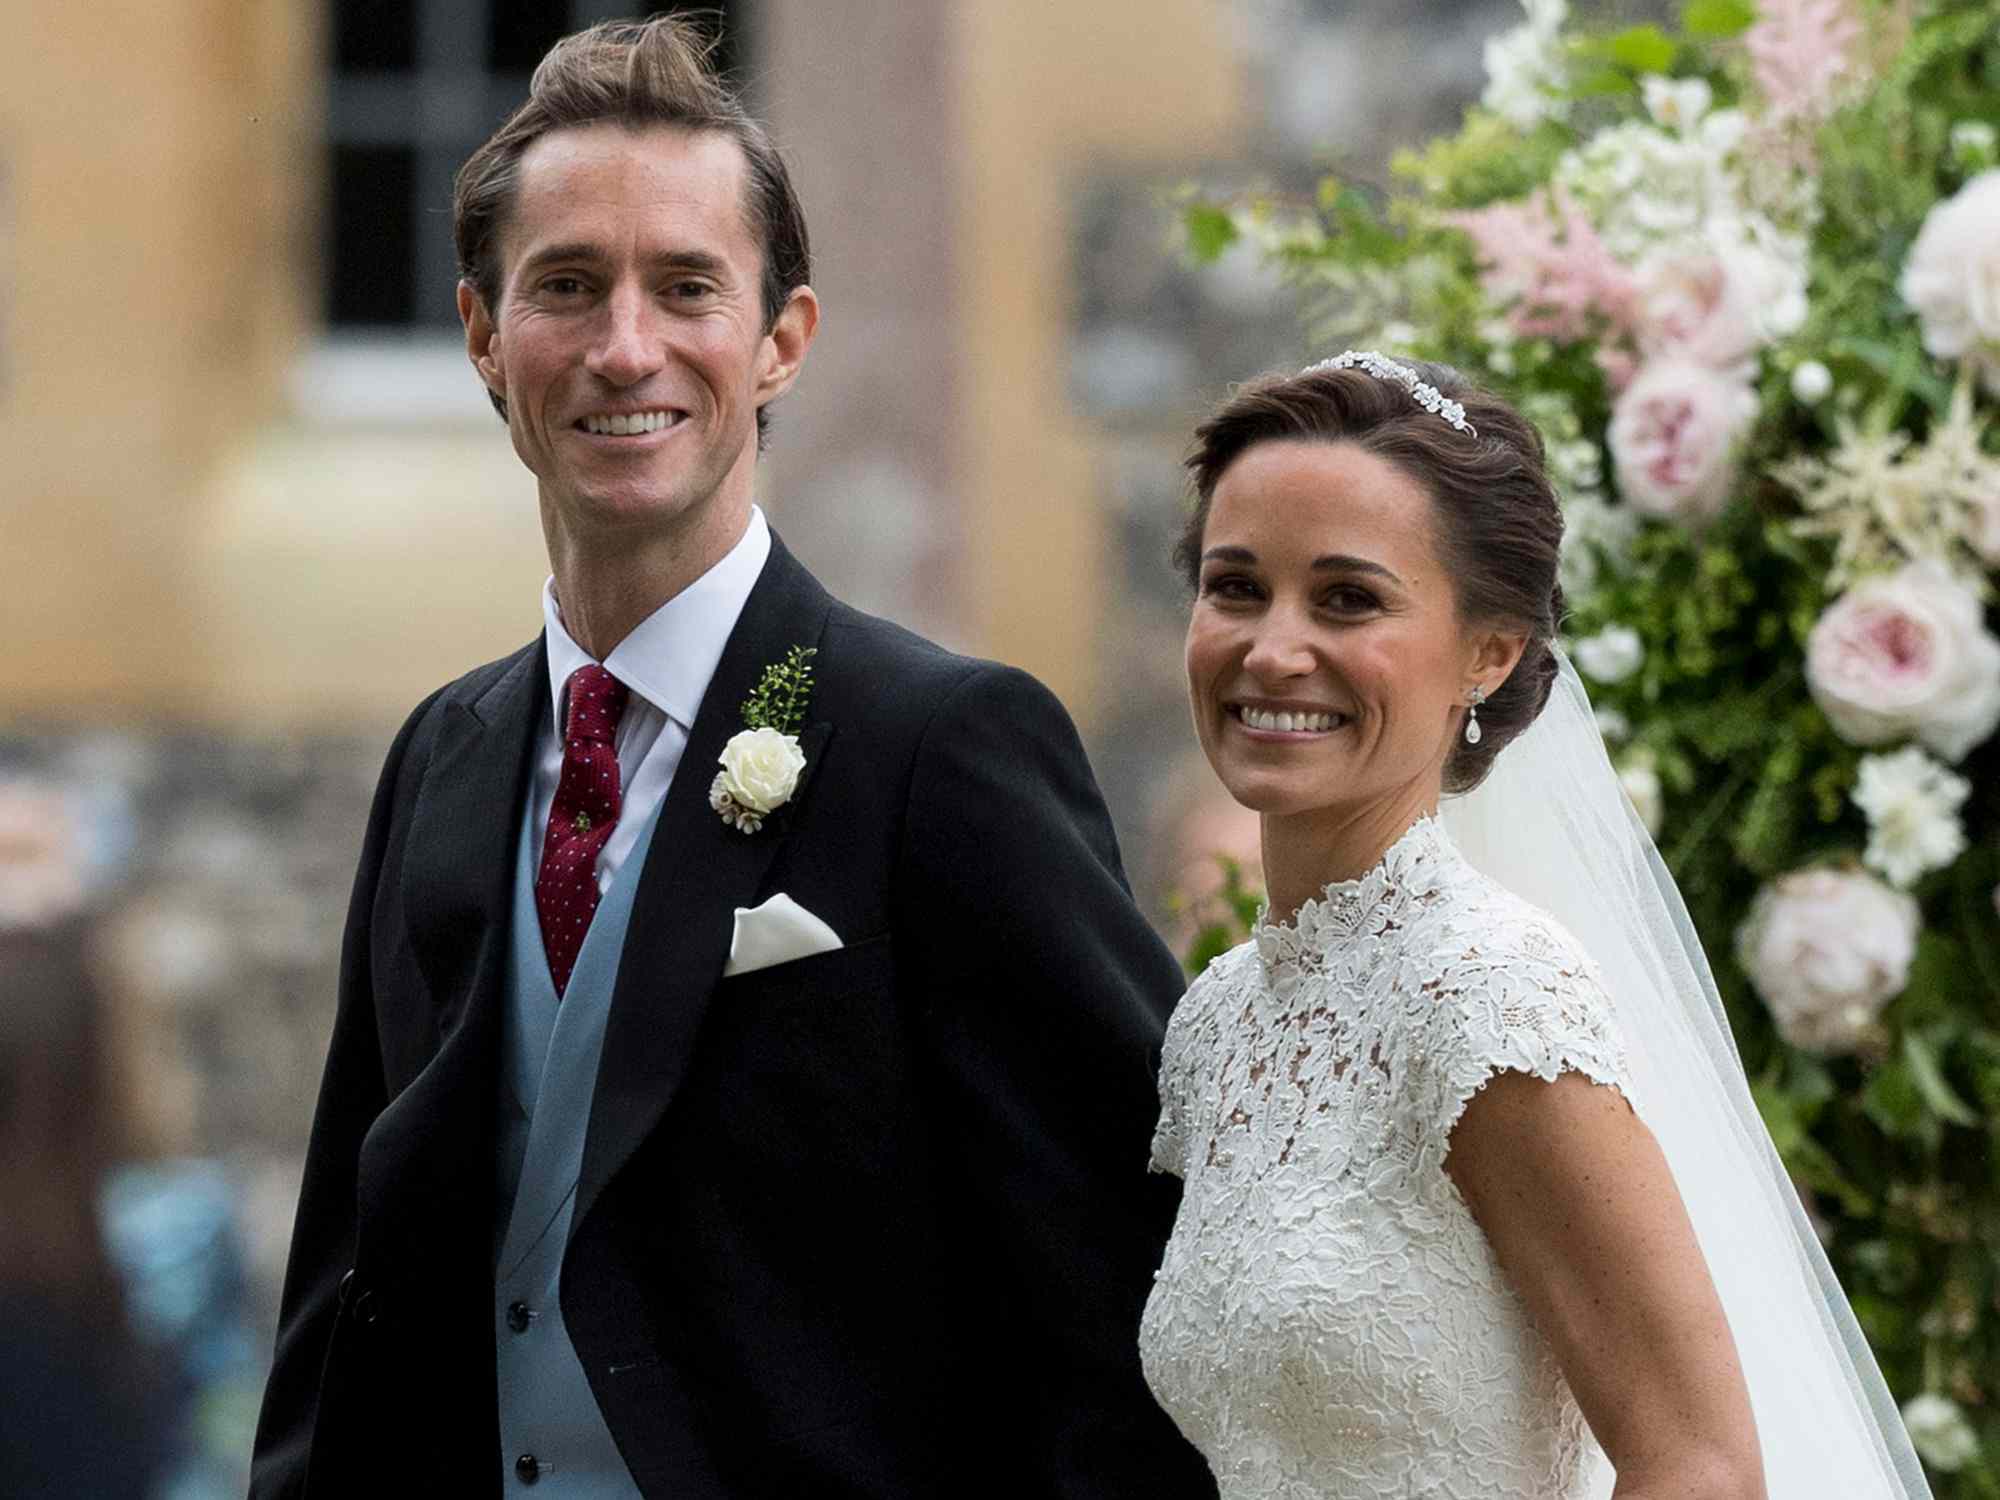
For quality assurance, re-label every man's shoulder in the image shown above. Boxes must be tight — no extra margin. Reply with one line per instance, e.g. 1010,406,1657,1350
814,597,1066,731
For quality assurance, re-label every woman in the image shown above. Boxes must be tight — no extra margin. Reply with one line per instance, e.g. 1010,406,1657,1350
1140,354,1931,1498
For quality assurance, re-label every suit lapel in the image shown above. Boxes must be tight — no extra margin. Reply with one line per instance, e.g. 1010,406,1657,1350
357,643,544,1271
576,537,835,1233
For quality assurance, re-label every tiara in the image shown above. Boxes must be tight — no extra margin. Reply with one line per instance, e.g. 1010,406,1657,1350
1301,349,1477,438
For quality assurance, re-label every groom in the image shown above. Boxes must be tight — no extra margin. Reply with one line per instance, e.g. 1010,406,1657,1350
250,15,1210,1499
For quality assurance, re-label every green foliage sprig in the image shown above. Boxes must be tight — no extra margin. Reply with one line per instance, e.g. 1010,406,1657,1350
741,646,817,736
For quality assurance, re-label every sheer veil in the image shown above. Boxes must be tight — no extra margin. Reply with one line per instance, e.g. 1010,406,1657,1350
1442,654,1933,1499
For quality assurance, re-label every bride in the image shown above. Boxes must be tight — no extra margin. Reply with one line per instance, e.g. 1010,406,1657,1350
1139,352,1933,1499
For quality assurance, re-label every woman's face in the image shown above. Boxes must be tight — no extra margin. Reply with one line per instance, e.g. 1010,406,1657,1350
1185,438,1519,828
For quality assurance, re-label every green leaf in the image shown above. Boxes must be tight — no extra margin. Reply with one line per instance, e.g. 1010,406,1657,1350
1566,66,1639,99
1182,202,1239,264
1600,25,1679,75
1864,1056,1942,1150
1905,1032,1983,1129
1680,0,1756,39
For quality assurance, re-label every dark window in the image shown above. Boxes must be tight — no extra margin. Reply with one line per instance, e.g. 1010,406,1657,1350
324,1,743,332
328,145,418,325
334,0,418,73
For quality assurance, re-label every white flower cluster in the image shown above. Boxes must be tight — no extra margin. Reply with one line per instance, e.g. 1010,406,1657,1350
1780,383,2000,585
1851,747,1969,889
1903,1393,1981,1472
1481,0,1570,130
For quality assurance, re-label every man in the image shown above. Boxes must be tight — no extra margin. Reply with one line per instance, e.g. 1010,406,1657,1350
251,17,1212,1498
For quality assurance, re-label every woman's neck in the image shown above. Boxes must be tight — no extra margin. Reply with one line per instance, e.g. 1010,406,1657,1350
1259,785,1439,927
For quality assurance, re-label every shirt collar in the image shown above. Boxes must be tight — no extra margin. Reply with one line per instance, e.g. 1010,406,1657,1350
542,505,773,735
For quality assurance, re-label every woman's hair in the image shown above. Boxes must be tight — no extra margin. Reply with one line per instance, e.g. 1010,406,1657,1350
1176,360,1566,792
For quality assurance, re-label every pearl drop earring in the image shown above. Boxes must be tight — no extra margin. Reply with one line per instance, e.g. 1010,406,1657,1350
1464,686,1486,745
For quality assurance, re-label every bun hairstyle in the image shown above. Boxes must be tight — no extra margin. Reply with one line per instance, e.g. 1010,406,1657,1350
1176,360,1567,792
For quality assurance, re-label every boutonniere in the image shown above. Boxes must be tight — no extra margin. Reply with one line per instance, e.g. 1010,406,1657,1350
710,645,817,834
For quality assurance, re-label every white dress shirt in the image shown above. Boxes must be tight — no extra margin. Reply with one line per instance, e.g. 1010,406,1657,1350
530,506,772,893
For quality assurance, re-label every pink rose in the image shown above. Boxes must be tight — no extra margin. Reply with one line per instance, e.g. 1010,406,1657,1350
1899,170,2000,397
1736,867,1917,1055
1806,560,2000,762
1636,238,1806,374
1607,357,1758,522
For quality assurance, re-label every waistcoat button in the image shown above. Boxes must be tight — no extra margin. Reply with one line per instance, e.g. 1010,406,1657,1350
506,1300,532,1334
515,1453,541,1484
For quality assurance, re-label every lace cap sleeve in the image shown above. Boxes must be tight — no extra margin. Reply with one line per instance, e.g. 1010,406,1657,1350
1417,905,1634,1152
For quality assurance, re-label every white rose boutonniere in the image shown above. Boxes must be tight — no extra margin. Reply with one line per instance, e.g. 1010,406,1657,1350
711,646,817,834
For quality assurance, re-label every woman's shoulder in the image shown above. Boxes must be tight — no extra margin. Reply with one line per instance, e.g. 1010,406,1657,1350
1400,858,1632,1111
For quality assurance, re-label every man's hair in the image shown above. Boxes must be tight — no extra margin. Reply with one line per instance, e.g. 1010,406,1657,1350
452,13,812,441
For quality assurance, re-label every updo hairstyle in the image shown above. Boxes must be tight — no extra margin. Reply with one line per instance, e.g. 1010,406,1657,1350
1175,360,1566,793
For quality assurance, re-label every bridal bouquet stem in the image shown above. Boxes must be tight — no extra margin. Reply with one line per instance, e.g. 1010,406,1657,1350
1181,1,2000,1487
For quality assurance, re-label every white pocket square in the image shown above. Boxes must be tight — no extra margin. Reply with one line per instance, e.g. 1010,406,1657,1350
724,893,843,978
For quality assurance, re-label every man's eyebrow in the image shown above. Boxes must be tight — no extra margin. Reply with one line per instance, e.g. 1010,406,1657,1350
1199,544,1403,585
515,243,732,277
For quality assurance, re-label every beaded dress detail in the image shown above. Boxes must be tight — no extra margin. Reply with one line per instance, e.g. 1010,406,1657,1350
1140,817,1632,1499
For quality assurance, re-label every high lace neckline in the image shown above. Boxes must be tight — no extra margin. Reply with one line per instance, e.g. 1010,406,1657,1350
1253,815,1454,980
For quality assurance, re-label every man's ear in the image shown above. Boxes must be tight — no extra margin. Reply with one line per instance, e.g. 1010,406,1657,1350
755,285,821,405
458,280,505,401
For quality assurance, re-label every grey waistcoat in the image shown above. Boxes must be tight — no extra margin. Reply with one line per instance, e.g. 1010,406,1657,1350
493,795,663,1496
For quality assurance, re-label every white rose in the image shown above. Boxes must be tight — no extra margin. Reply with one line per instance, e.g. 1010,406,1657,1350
1899,169,2000,397
716,727,806,814
1805,560,2000,762
1736,867,1919,1055
1851,746,1970,888
1618,759,1664,837
1608,357,1759,522
1573,625,1644,684
1902,1393,1981,1472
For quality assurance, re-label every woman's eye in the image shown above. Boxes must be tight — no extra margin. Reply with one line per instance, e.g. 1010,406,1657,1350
1201,574,1260,600
1323,586,1379,612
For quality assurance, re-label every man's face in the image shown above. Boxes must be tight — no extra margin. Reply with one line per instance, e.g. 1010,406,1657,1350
461,124,814,552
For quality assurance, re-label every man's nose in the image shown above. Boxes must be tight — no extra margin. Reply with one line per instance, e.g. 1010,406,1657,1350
585,285,665,386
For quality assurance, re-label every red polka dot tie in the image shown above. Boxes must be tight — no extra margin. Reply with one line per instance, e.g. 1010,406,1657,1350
535,664,631,997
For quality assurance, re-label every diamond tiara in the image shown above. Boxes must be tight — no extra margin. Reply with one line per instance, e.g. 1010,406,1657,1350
1300,349,1477,438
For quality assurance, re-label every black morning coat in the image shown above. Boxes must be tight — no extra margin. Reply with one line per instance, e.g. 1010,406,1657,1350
249,534,1218,1498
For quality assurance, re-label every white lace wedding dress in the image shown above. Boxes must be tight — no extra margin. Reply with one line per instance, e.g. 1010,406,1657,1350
1141,815,1631,1499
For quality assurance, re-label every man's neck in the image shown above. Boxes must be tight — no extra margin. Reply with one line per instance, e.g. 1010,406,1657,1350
546,503,753,661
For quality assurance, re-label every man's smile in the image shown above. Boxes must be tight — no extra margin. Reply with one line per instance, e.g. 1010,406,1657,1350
575,406,688,437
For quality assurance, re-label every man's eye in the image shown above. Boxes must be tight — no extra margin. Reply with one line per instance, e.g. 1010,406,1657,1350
541,276,588,296
670,280,713,299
